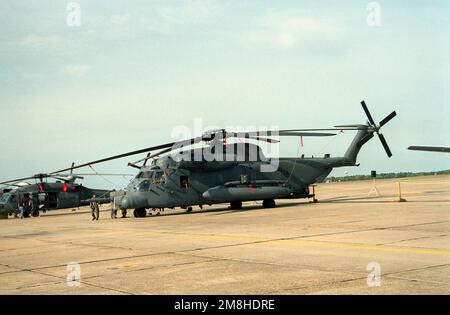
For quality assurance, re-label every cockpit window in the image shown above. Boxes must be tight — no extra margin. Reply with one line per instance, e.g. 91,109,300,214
135,167,165,186
153,171,163,182
137,171,154,179
136,180,150,192
1,194,16,203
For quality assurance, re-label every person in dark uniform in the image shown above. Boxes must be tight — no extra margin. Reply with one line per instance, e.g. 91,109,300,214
90,201,96,220
22,194,32,218
93,201,100,220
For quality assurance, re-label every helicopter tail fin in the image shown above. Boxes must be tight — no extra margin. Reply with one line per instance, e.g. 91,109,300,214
343,126,374,165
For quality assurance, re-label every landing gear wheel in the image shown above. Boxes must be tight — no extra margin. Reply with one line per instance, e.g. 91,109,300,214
186,207,193,213
230,201,242,209
262,199,276,208
31,210,40,217
133,208,147,218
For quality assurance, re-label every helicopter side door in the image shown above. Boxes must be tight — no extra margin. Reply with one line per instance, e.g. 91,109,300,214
56,191,80,209
39,192,58,209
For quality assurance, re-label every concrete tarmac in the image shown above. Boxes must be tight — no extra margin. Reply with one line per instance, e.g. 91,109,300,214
0,175,449,294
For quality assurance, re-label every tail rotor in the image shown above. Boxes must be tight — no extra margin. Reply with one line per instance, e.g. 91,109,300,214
360,100,396,157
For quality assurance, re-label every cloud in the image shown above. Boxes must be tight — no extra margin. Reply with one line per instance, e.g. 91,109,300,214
242,10,344,48
63,64,90,77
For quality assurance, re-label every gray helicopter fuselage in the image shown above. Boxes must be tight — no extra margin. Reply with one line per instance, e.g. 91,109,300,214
117,143,354,210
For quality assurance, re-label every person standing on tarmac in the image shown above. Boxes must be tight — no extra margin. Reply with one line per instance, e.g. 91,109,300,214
31,193,39,217
90,201,100,220
111,204,117,219
93,201,100,220
22,194,32,218
90,195,99,221
90,201,96,220
18,202,24,219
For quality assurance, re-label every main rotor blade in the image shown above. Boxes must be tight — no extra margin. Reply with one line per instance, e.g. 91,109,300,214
51,173,134,177
334,124,368,129
0,183,21,188
246,136,280,143
379,111,397,127
279,132,336,137
281,128,357,132
361,100,376,126
229,130,337,138
0,171,135,187
378,133,392,157
51,176,76,182
50,137,204,174
0,175,44,186
408,146,450,153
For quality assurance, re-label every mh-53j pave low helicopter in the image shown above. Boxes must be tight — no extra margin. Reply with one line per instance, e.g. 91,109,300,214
0,165,130,219
48,101,396,218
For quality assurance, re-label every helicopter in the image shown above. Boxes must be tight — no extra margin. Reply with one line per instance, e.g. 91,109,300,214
46,101,396,218
0,164,131,219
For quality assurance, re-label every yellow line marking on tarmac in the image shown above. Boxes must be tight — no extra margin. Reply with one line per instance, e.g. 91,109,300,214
105,229,450,256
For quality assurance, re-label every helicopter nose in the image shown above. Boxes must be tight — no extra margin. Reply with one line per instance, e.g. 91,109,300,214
119,196,147,210
120,197,130,209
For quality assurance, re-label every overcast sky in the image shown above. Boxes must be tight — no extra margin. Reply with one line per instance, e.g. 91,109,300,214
0,1,449,190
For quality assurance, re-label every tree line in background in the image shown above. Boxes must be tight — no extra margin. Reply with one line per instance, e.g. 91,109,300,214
326,170,450,182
